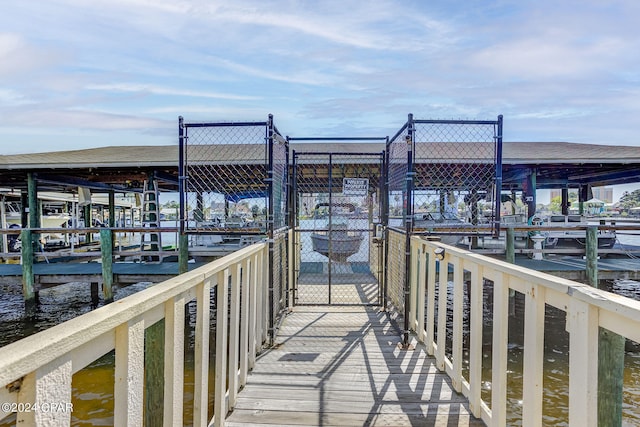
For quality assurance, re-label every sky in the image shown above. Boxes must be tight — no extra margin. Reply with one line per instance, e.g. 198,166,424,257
1,0,639,155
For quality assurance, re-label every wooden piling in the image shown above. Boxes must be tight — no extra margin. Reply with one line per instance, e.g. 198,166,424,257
21,229,36,314
178,233,188,275
587,226,624,426
100,229,114,303
145,319,165,426
506,227,515,264
90,282,99,308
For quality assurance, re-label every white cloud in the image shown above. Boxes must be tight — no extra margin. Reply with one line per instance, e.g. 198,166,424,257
86,83,261,101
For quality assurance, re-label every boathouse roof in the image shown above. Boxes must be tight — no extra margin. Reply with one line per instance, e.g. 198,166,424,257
0,141,639,192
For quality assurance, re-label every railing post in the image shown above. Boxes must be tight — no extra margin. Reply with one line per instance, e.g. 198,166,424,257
416,245,427,343
436,256,448,369
17,356,72,425
228,262,242,409
522,283,544,426
114,318,145,426
214,269,229,427
491,273,509,427
164,296,185,426
567,298,598,426
100,229,114,303
451,257,463,393
193,279,210,427
468,264,483,417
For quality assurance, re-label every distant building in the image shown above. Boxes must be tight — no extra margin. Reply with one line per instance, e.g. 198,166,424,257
549,187,613,203
592,187,613,203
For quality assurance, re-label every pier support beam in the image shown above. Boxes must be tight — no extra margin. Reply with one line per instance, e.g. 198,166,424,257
587,227,625,426
21,229,37,315
90,282,99,308
145,320,164,426
561,188,569,216
83,204,92,243
178,234,188,275
100,229,114,303
505,227,515,264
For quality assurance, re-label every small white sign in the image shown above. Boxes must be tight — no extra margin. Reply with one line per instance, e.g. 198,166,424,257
343,178,368,196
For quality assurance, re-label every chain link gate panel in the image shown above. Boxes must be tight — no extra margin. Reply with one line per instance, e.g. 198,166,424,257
292,150,384,305
386,123,411,313
178,115,290,340
412,117,503,242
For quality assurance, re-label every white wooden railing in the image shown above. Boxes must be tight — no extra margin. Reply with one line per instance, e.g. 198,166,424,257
408,236,640,427
0,242,269,426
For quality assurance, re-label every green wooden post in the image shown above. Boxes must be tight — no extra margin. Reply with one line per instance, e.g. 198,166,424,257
109,191,116,249
506,227,515,264
21,229,36,314
83,204,92,243
27,173,40,254
145,319,165,426
587,226,625,426
585,227,598,287
178,233,189,274
100,229,114,303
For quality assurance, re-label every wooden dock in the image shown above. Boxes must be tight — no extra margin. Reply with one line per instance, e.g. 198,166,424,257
226,306,483,427
512,255,640,281
0,261,206,287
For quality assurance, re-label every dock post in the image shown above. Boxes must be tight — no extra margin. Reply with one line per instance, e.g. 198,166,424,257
506,227,515,264
178,233,188,274
21,229,37,314
100,229,114,303
505,227,517,316
145,320,164,426
587,226,624,425
90,282,99,308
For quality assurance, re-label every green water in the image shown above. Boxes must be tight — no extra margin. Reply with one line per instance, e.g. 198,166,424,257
0,281,218,426
1,278,640,425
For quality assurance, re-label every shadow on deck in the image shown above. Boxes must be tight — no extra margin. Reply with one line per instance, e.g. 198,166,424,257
226,306,484,426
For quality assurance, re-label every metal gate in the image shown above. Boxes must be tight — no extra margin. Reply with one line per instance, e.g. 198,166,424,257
292,150,385,305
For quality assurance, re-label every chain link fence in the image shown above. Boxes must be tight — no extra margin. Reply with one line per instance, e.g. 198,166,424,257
292,150,384,305
179,119,269,235
385,124,411,312
179,115,290,339
412,118,503,240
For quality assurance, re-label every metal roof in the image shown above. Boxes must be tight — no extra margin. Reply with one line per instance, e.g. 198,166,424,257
0,141,639,192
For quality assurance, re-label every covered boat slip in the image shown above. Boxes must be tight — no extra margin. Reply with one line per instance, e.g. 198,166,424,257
226,306,484,427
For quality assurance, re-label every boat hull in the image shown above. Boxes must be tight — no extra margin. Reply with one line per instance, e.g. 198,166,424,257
310,232,363,262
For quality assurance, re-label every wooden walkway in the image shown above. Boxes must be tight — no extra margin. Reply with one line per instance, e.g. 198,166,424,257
226,306,483,427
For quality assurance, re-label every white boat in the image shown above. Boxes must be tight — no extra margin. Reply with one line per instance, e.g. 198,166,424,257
542,215,616,249
308,202,365,262
188,233,265,260
2,201,72,250
412,211,465,245
4,202,71,228
310,223,364,262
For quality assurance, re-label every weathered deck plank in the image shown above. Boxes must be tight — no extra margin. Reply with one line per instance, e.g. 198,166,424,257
226,306,484,426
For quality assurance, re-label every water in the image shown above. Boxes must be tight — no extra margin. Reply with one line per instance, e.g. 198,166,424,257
0,281,215,426
0,221,638,425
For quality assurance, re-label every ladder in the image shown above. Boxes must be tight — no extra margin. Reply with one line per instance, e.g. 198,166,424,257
139,179,162,262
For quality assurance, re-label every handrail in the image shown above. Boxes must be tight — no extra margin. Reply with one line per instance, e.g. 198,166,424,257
408,236,640,426
0,241,269,426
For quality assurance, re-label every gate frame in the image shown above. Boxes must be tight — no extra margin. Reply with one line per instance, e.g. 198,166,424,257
178,114,290,344
289,139,387,306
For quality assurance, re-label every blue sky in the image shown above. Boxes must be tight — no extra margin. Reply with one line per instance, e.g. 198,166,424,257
1,0,639,156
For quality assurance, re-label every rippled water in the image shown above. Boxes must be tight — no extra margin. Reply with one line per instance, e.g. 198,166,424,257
1,226,639,425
